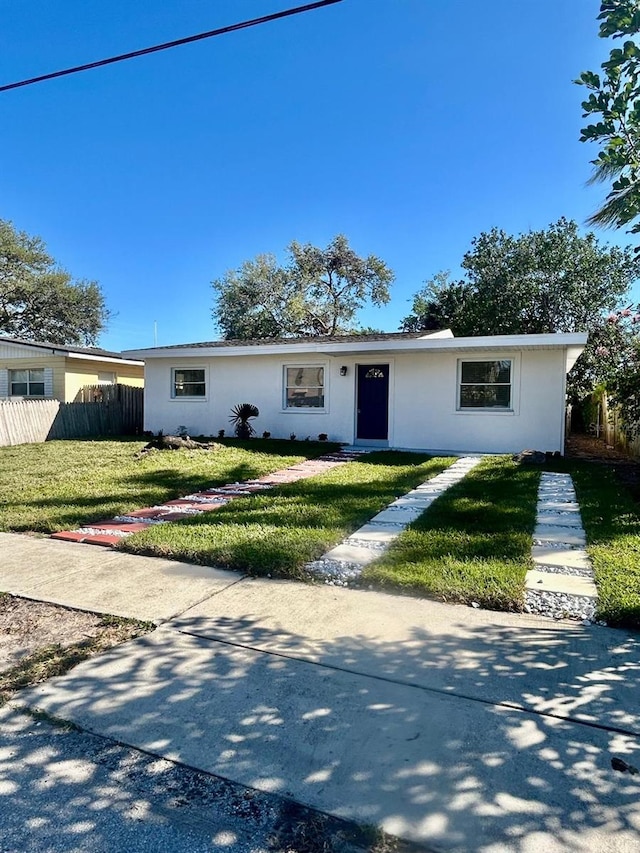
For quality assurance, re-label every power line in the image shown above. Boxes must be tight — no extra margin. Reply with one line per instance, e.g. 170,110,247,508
0,0,344,94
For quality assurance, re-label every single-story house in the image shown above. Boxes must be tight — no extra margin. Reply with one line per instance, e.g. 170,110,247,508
0,337,144,402
124,330,587,454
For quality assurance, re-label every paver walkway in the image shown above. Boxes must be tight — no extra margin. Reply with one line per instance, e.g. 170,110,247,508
524,472,598,621
306,455,482,584
51,447,369,548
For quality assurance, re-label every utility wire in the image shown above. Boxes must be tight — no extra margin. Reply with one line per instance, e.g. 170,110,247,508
0,0,343,94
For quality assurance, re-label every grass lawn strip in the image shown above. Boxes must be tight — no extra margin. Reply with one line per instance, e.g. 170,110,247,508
361,456,540,611
0,593,153,706
120,451,455,577
0,437,337,534
562,461,640,629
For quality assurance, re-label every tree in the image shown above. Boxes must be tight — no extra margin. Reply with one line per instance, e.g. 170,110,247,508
576,0,640,237
0,219,109,346
212,235,393,339
401,219,640,400
402,219,638,336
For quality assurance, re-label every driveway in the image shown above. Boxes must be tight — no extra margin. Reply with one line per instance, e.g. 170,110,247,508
3,531,640,852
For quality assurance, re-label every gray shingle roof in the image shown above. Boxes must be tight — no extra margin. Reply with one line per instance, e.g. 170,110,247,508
136,331,433,351
0,336,140,360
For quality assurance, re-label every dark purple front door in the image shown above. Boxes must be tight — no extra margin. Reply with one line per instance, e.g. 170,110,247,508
356,364,389,440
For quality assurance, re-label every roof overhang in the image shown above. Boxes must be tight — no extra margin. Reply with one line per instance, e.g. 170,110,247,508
124,332,588,361
66,351,143,367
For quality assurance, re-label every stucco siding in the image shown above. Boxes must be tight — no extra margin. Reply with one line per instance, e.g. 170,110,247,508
142,348,568,453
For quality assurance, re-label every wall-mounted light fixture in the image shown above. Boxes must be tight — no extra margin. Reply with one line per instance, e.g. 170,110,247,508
339,365,348,376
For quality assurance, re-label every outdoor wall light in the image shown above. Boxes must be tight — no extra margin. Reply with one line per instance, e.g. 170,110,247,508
339,365,348,376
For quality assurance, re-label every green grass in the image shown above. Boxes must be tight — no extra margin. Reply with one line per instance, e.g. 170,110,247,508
547,458,640,629
121,451,454,577
361,456,541,611
0,437,338,533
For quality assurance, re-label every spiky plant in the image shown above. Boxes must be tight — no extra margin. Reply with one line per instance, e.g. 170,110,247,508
229,403,259,439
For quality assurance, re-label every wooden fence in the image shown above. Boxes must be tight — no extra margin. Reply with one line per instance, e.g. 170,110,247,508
0,385,144,447
575,388,640,459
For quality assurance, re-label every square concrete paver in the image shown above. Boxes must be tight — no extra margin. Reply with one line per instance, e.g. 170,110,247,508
531,546,592,570
533,526,587,546
525,570,598,598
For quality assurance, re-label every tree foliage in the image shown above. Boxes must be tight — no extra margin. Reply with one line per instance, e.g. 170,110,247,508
591,307,640,437
402,219,638,336
401,218,640,400
212,235,393,339
576,0,640,237
0,219,109,346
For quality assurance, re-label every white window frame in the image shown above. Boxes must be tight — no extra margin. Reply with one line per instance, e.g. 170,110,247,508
282,363,327,412
9,367,46,398
456,357,515,413
171,366,208,400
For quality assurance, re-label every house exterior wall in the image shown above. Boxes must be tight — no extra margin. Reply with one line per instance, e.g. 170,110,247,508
0,347,144,402
142,348,568,453
0,355,67,399
64,359,144,402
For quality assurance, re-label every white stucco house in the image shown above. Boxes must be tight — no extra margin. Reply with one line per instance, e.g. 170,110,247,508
124,329,587,454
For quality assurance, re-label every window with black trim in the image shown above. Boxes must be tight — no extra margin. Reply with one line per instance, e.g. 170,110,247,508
284,365,325,408
10,368,45,397
172,368,206,398
459,360,512,409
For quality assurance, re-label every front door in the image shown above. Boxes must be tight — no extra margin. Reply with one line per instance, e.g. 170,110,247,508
356,364,389,440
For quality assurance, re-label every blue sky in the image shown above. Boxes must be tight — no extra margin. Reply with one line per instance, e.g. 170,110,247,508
0,0,627,350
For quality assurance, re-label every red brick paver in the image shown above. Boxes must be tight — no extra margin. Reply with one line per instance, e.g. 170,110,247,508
50,448,367,548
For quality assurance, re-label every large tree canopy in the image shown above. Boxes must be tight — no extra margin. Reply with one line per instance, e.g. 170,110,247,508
0,219,109,346
401,218,640,400
576,0,640,238
402,219,638,337
212,235,393,340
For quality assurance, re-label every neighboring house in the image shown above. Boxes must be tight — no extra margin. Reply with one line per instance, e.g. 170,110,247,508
124,330,587,454
0,337,144,403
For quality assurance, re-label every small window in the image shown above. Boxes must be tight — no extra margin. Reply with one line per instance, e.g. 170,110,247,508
97,371,115,385
459,360,512,409
365,367,385,380
284,366,325,408
173,368,206,398
10,368,45,397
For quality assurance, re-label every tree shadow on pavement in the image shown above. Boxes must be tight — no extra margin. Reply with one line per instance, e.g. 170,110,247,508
5,607,640,852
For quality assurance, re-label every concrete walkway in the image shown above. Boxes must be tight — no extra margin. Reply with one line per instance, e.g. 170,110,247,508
525,472,598,621
4,535,640,851
307,456,482,584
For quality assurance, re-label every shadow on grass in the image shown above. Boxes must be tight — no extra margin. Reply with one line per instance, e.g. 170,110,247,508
120,455,452,577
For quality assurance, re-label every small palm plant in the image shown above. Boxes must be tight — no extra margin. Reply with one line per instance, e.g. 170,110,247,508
229,403,259,439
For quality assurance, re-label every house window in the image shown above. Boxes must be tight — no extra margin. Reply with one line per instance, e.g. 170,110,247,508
10,368,45,397
284,365,325,408
172,368,206,398
459,360,512,409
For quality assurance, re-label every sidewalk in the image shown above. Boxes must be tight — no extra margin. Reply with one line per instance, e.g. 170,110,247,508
4,534,640,851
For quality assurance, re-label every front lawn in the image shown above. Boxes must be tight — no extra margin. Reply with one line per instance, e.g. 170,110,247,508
0,437,338,533
552,459,640,629
361,456,540,611
121,452,454,577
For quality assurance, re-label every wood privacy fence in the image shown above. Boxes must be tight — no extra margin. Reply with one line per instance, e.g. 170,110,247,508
0,385,144,447
575,388,640,459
